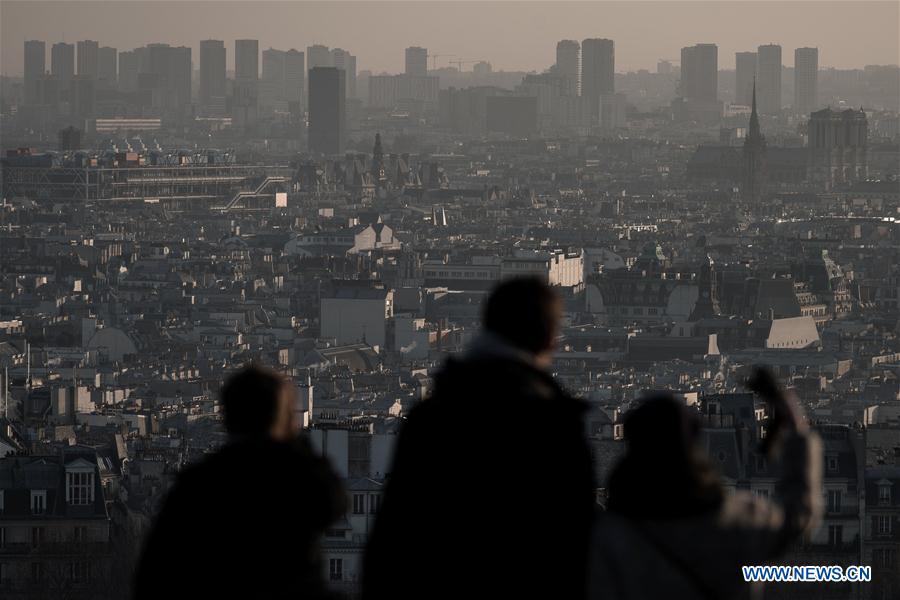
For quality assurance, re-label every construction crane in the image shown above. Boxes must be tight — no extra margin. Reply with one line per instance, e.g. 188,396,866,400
427,54,454,70
450,59,482,72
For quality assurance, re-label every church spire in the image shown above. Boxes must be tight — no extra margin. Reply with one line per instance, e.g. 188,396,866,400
747,78,763,144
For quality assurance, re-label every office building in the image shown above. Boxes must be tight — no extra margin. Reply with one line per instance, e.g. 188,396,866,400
262,48,287,112
98,46,117,89
71,75,96,119
581,38,614,101
77,40,99,77
735,51,757,106
117,50,139,92
233,40,259,128
681,44,718,102
51,42,75,93
794,47,819,115
24,40,45,105
757,44,782,114
486,96,538,136
555,40,580,96
199,40,227,110
331,48,356,100
235,39,259,81
405,47,428,77
307,44,332,69
284,49,305,110
309,67,346,155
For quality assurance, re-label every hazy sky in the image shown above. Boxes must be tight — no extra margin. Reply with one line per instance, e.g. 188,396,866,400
2,1,897,76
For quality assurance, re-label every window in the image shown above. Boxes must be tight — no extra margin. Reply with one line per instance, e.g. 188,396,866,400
754,488,770,500
827,455,839,472
329,558,343,582
369,494,380,514
828,525,843,547
0,489,4,513
0,527,5,549
755,455,768,473
32,527,44,547
352,494,365,515
66,471,95,505
827,490,842,514
873,548,894,569
877,515,892,536
31,490,47,515
878,484,891,505
73,526,87,543
31,563,41,583
70,561,90,583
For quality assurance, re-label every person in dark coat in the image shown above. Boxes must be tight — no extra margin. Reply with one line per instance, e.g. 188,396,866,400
134,365,345,600
589,367,823,600
363,277,595,600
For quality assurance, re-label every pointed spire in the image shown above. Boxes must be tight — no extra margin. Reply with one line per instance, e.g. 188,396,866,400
746,77,764,146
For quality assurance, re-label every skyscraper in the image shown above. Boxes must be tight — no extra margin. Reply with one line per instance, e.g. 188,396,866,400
234,40,260,128
580,38,614,102
735,51,757,106
794,47,818,115
262,49,286,82
24,40,46,105
199,40,226,110
170,46,192,110
77,40,99,77
757,44,782,114
680,44,718,102
405,47,428,77
308,66,346,155
118,50,140,92
98,46,117,89
51,42,75,93
284,49,305,110
331,48,356,100
260,48,288,114
307,44,332,69
235,39,259,81
555,40,580,96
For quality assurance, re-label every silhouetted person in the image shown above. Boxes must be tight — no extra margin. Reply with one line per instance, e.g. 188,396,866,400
134,365,344,600
590,367,823,600
363,277,594,600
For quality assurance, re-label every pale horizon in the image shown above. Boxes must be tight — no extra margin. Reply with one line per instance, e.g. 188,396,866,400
1,1,897,77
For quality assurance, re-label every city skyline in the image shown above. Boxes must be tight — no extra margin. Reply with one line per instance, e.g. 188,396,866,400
1,1,897,77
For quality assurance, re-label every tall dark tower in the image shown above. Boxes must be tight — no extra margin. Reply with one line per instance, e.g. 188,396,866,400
742,80,767,204
689,255,721,320
371,133,385,174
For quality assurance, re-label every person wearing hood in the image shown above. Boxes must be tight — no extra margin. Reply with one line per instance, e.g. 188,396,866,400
134,365,345,600
589,368,823,600
362,277,594,600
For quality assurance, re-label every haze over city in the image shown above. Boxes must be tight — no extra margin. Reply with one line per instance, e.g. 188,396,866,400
1,1,898,75
1,2,899,600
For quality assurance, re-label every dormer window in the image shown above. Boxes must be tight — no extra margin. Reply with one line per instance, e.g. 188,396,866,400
826,455,839,472
65,459,96,506
31,490,47,515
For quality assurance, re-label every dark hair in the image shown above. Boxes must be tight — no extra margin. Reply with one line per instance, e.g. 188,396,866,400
484,277,561,354
607,393,724,519
220,365,284,436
